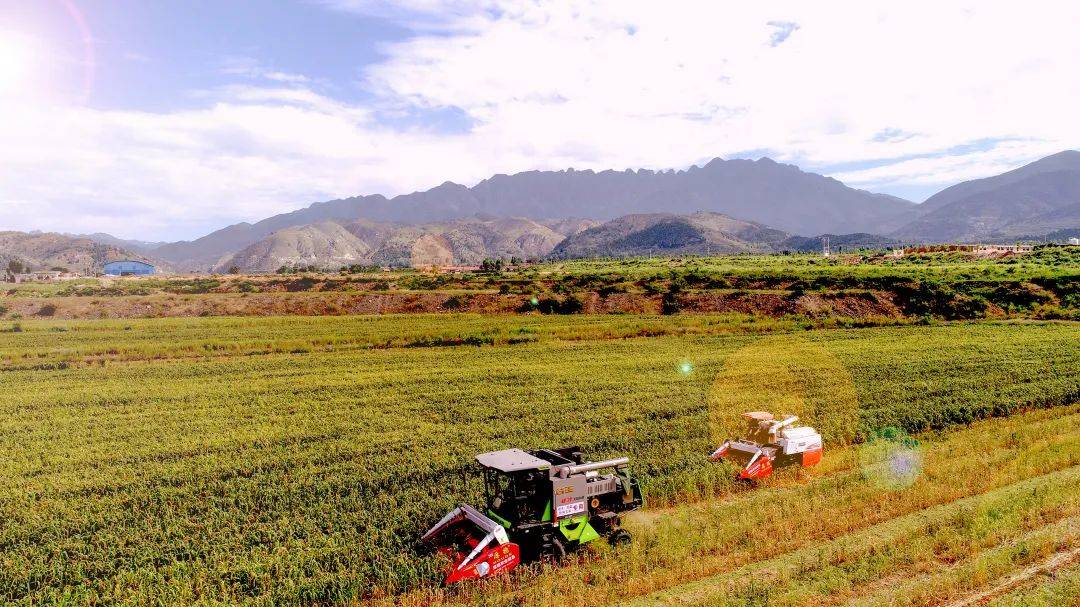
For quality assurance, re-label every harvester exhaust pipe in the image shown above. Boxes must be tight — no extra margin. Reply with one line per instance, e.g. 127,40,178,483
560,457,630,477
768,415,799,434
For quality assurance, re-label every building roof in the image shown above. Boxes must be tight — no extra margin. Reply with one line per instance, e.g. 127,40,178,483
104,259,154,266
475,448,551,472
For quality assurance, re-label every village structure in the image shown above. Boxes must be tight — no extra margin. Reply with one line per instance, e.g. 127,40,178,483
886,243,1038,258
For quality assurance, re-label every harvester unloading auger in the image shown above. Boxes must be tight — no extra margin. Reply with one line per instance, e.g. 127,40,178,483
421,446,643,584
709,412,823,481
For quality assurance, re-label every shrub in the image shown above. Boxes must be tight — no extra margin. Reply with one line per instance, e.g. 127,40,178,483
529,295,584,314
285,277,320,292
1032,303,1080,320
560,295,584,314
944,294,989,320
983,283,1052,311
36,304,58,317
598,284,627,297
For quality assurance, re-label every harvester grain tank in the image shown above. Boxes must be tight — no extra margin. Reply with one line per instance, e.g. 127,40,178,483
421,446,643,584
709,412,823,481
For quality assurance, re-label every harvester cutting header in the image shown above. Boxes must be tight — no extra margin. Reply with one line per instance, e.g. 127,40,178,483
422,446,643,584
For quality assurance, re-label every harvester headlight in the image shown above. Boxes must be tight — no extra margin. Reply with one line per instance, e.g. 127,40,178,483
476,561,491,577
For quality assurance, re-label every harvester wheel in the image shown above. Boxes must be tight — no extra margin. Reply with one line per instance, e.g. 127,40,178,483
542,537,566,563
734,475,756,488
608,528,631,548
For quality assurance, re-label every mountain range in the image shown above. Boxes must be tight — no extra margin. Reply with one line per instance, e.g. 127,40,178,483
147,156,918,270
3,151,1079,273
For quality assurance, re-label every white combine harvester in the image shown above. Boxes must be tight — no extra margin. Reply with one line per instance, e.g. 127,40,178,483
709,412,823,481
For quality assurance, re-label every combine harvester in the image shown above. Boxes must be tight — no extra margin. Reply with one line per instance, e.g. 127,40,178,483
421,446,643,584
709,412,823,481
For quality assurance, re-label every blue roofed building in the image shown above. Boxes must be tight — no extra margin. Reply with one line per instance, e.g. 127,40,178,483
103,260,156,276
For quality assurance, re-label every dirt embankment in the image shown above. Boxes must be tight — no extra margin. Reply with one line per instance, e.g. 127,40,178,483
0,290,903,320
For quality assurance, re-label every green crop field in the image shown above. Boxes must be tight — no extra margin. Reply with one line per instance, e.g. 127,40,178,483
1,313,1079,606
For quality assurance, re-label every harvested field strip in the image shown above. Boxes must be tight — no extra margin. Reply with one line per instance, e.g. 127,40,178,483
624,470,1079,607
377,405,1080,607
984,556,1080,606
862,545,1080,607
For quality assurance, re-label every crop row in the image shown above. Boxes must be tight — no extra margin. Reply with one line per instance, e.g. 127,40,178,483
0,313,913,370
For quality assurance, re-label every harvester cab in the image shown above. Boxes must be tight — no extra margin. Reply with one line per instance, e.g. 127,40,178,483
422,446,643,584
709,412,823,481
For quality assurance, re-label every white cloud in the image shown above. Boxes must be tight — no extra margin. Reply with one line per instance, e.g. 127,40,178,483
2,0,1080,239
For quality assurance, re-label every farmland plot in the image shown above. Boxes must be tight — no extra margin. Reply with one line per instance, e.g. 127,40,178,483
0,315,1077,606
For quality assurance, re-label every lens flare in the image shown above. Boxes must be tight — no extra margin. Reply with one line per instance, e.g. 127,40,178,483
678,360,693,376
858,428,923,491
62,0,96,103
0,32,32,94
707,334,860,448
529,296,539,306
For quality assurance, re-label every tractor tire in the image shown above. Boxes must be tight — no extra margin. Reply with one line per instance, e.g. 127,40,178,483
608,528,632,548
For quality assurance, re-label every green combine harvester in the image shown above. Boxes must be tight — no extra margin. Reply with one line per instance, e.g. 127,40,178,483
421,446,643,584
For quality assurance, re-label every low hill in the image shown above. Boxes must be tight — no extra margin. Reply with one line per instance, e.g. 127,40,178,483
215,222,376,273
550,212,789,258
0,231,148,274
894,151,1080,241
214,217,568,272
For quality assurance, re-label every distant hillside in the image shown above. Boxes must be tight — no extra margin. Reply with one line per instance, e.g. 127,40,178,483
155,156,916,269
153,194,391,270
216,222,376,273
214,217,568,272
894,151,1080,242
917,150,1080,213
0,231,148,274
540,217,600,237
68,233,167,253
779,233,901,253
551,212,790,258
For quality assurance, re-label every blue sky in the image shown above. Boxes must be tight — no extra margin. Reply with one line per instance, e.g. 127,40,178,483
3,2,407,109
0,1,1077,240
